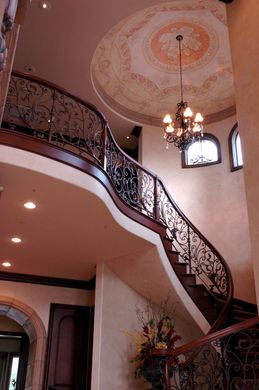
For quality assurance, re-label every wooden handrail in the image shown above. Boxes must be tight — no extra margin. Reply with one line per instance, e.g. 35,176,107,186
171,315,259,358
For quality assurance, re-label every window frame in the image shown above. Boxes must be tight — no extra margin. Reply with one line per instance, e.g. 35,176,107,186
229,123,243,171
181,133,222,169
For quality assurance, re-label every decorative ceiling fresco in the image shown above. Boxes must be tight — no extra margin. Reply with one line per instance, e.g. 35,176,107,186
91,0,235,126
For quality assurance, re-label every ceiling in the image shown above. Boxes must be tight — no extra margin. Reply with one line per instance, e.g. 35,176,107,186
92,0,235,126
0,156,206,330
13,0,234,149
0,160,150,280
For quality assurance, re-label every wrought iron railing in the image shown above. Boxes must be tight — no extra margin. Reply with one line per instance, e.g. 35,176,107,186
168,316,259,389
1,71,233,327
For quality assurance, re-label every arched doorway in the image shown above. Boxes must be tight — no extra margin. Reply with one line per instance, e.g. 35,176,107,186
0,297,46,390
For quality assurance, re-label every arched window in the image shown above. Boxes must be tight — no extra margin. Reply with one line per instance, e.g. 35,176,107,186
229,123,243,171
182,133,221,168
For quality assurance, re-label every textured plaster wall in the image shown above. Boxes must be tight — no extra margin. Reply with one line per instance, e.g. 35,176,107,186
92,263,204,390
0,281,93,331
140,116,256,303
92,263,147,390
227,0,259,306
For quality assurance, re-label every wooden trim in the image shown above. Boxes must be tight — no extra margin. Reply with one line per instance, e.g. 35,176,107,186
0,270,95,290
172,316,259,357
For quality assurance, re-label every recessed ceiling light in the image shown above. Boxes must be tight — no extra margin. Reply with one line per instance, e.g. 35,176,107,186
39,1,51,10
24,65,36,73
11,237,22,243
126,136,130,139
2,262,11,268
24,201,36,209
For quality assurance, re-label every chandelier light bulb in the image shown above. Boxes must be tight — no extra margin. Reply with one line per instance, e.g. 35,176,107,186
163,114,172,124
165,124,174,133
194,112,204,123
183,107,193,118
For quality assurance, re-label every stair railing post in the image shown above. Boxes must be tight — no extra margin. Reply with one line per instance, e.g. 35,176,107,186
101,124,107,171
187,225,191,273
154,176,160,221
48,88,56,142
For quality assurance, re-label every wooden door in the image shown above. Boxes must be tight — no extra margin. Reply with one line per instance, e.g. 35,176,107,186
44,303,94,390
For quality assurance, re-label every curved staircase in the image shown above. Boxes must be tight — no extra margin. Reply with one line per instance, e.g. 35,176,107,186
1,71,258,388
1,71,255,330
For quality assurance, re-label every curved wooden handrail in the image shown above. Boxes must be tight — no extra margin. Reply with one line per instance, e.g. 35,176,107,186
1,71,234,332
171,315,259,358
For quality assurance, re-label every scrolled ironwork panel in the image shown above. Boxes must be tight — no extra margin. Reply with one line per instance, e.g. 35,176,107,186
157,180,227,296
171,326,259,390
49,91,104,164
105,132,155,217
3,75,53,132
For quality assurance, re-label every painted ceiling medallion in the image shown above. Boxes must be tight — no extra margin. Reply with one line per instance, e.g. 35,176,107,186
145,20,218,73
91,0,235,126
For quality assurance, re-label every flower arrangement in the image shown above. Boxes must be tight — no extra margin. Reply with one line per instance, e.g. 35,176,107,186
128,298,181,388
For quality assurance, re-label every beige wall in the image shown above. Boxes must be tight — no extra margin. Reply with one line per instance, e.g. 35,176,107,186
0,281,93,331
92,263,147,390
227,0,259,306
140,116,256,303
92,262,206,390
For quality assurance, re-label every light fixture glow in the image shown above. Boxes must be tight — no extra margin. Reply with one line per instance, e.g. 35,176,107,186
2,262,11,268
11,237,22,243
38,1,51,10
24,201,36,209
126,135,130,139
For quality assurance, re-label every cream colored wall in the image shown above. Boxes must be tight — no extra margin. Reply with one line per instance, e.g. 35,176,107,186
140,116,256,303
0,281,93,331
92,263,146,390
92,263,205,390
227,0,259,306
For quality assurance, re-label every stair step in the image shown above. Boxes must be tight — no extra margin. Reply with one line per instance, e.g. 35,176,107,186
179,273,196,286
162,237,173,251
167,248,179,255
163,236,172,241
186,284,210,298
166,250,179,264
195,297,216,312
232,298,258,314
173,262,187,274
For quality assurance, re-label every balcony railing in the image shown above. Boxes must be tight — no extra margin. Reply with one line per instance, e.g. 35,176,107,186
1,71,233,330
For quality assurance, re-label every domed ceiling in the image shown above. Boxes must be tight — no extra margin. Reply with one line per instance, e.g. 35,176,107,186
91,0,235,126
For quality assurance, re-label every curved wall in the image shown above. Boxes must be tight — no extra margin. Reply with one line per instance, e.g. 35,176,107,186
140,115,256,303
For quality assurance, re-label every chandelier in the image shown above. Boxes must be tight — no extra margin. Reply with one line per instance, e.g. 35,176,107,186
163,35,204,151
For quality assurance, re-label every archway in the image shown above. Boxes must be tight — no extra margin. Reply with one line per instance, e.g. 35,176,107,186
0,296,46,390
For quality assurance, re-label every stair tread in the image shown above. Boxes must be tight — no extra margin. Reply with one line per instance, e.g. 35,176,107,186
167,249,179,254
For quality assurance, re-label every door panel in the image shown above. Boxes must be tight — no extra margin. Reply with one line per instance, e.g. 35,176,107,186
44,304,94,390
